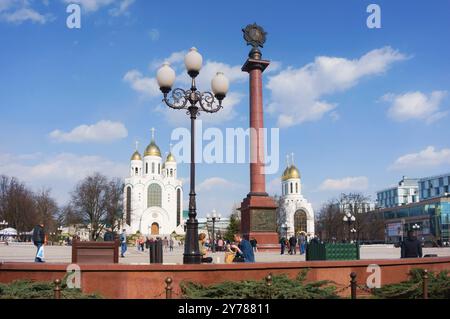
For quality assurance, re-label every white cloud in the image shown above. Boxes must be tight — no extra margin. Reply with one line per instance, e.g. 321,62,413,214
384,90,448,124
123,69,160,97
0,152,127,204
109,0,134,16
49,120,128,143
390,146,450,170
197,177,244,192
0,0,50,24
148,28,160,42
266,46,407,127
63,0,115,12
319,176,369,191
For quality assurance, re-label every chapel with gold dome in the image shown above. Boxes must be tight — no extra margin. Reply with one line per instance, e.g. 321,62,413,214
123,129,184,236
277,153,315,238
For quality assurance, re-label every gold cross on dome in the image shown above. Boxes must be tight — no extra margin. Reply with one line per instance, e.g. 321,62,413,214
150,127,156,141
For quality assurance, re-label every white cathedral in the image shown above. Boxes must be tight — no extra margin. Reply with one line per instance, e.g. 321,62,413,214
277,154,315,238
123,132,184,236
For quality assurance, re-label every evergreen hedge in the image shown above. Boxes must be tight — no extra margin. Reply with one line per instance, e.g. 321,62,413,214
0,276,102,299
372,268,450,299
180,269,339,299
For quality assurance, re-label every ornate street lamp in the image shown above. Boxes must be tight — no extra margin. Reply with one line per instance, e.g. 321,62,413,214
343,211,356,242
156,48,229,264
350,228,357,243
206,209,221,253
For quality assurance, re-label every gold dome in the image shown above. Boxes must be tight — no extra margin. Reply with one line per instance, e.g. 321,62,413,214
166,152,176,163
144,141,161,157
130,150,142,161
282,165,300,181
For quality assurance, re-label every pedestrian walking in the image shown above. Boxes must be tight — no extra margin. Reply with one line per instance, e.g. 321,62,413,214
120,229,127,257
289,235,297,255
298,233,306,255
280,236,286,255
169,237,174,251
401,230,423,258
32,222,46,263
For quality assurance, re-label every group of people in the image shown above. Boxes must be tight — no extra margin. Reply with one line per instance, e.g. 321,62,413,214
199,233,255,264
134,236,176,253
280,232,309,255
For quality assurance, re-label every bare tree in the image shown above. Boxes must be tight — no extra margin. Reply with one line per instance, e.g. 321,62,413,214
34,188,59,233
70,173,109,240
104,178,124,232
316,193,383,242
0,175,38,232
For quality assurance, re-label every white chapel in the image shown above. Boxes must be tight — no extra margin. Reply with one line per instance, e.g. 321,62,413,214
123,130,184,236
277,154,315,238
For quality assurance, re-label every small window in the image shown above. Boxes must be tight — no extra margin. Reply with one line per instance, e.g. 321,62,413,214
158,164,161,174
152,162,155,174
135,167,138,175
170,169,173,177
145,163,148,174
290,183,293,193
296,183,298,193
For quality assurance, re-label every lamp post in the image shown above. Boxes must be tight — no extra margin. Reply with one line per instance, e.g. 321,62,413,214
156,48,229,264
342,211,356,242
206,209,221,253
350,228,357,243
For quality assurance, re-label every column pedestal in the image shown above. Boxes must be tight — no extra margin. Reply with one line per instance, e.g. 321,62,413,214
240,194,279,251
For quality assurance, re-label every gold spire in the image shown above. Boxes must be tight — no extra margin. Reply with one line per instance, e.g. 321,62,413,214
165,143,176,162
281,152,300,181
144,128,161,157
130,141,142,160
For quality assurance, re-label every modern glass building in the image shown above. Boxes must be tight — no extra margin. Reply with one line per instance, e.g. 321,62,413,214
380,196,450,245
419,173,450,201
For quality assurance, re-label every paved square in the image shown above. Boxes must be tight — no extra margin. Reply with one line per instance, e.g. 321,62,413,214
1,243,449,264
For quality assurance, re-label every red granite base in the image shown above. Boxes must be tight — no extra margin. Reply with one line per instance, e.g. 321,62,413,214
240,194,279,250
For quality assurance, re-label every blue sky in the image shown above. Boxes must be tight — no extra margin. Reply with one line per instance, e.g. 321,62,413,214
0,0,449,216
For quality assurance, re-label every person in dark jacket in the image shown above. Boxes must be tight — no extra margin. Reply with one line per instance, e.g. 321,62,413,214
103,228,114,241
289,236,297,255
401,230,423,258
32,223,45,262
280,237,286,255
233,233,255,262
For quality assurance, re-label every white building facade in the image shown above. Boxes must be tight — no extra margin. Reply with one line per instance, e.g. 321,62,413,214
123,135,183,236
376,176,419,209
277,158,315,238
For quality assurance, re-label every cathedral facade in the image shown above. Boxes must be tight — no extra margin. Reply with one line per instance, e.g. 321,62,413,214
123,134,183,236
277,156,315,238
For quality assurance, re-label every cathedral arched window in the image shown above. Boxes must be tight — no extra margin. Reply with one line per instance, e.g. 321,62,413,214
158,163,161,174
296,183,298,193
170,169,173,177
135,167,138,175
290,182,293,194
147,183,162,208
151,162,155,174
145,163,148,174
126,187,131,225
177,188,181,226
294,210,307,234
